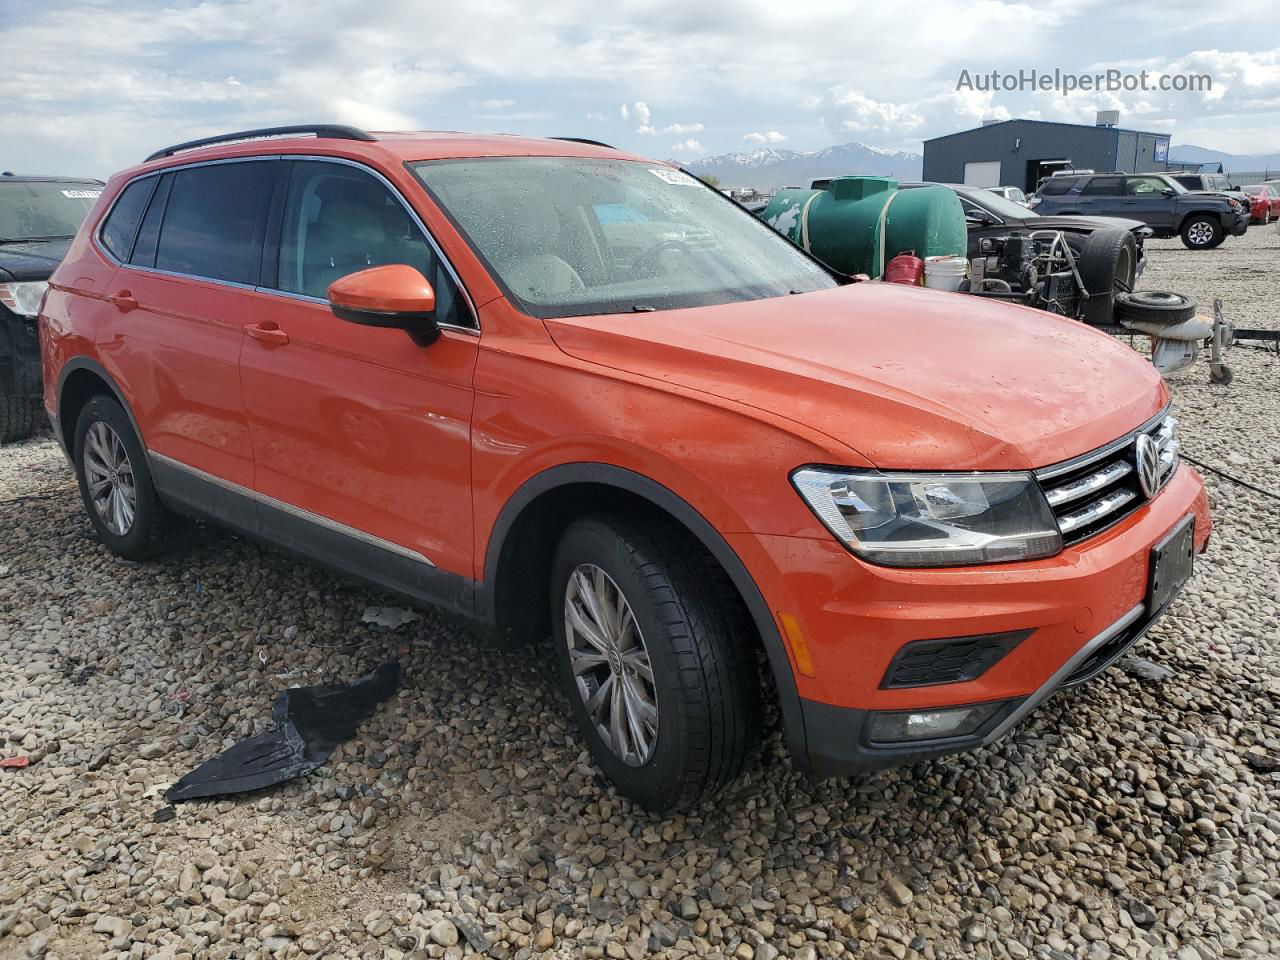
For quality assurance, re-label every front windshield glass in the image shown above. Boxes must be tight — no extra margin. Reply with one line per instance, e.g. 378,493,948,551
413,157,837,318
0,181,101,242
1157,176,1187,194
1241,185,1264,196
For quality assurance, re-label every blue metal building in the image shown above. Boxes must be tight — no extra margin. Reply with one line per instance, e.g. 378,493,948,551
922,115,1173,193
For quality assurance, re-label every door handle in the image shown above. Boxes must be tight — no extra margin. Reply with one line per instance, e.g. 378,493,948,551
108,290,139,312
246,321,289,346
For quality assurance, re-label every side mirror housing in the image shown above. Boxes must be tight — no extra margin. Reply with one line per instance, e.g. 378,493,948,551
1161,187,1176,197
327,264,440,346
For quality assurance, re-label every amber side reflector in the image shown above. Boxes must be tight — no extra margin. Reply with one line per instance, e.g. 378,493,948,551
777,611,815,678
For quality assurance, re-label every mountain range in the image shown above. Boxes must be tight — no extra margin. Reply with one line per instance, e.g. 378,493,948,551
1167,145,1280,173
677,143,923,190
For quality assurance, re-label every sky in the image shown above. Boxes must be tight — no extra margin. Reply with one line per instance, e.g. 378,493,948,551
2,0,1279,178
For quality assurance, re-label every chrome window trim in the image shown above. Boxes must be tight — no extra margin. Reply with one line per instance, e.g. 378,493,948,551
92,153,480,333
1034,405,1171,482
149,451,437,568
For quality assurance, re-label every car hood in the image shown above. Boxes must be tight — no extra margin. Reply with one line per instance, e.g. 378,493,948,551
1027,214,1149,235
0,239,73,282
546,283,1166,471
1179,190,1233,206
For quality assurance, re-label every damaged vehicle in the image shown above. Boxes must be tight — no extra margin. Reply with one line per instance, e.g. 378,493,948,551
1,174,103,442
42,126,1210,811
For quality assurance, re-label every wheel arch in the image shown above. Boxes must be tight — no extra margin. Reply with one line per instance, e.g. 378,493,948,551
55,358,144,457
480,462,812,773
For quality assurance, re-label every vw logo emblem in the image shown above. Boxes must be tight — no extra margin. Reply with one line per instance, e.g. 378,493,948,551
1135,434,1162,498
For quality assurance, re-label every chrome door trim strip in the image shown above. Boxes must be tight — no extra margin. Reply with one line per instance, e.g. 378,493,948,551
981,602,1145,745
148,451,436,568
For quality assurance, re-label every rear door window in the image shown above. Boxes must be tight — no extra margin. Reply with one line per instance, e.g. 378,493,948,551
273,160,471,328
155,160,275,284
100,178,157,261
1081,177,1123,196
1037,177,1076,196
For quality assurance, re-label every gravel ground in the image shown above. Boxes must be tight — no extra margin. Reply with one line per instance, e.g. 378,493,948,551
2,228,1278,960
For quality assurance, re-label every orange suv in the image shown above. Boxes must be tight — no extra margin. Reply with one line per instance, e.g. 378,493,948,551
41,125,1211,811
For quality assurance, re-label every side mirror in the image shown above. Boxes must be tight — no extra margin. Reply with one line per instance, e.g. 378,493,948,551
1161,188,1176,197
965,211,993,226
327,264,440,347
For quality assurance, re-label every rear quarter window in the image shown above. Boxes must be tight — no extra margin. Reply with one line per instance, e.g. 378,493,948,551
100,178,157,261
1037,178,1076,196
155,161,276,284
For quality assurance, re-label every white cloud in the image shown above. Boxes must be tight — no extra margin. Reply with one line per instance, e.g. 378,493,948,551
662,122,704,134
668,138,705,157
744,130,786,144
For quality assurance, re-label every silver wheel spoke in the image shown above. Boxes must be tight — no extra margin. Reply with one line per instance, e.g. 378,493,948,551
81,421,137,537
563,561,660,767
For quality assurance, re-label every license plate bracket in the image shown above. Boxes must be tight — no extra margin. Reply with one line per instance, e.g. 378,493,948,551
1149,516,1195,613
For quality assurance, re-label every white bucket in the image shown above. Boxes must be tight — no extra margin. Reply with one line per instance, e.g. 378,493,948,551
924,255,968,292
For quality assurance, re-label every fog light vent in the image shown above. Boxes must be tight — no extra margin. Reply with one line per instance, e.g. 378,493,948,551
881,630,1030,689
865,700,1007,745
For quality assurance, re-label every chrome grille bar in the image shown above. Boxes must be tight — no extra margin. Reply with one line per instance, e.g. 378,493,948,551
1043,460,1134,508
1057,488,1139,535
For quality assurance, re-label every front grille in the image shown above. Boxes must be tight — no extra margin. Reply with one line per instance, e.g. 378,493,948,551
1037,414,1179,545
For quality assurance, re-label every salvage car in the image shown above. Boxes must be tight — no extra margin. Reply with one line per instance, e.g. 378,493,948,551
1030,173,1248,249
42,126,1210,811
1240,184,1280,224
901,182,1150,324
985,185,1027,205
1168,172,1252,213
1,174,102,441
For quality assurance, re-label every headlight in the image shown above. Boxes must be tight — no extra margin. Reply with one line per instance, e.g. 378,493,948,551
0,281,49,318
791,468,1063,567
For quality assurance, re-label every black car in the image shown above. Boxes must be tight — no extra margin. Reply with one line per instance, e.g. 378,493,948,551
0,174,102,441
901,182,1152,270
1030,172,1248,249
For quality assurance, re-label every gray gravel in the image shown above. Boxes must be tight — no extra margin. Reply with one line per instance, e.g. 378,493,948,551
2,228,1278,959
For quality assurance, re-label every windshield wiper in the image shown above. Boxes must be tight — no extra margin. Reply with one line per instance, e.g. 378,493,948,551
0,234,75,243
631,304,657,312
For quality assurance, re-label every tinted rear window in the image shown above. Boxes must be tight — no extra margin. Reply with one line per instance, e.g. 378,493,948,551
155,161,275,284
1081,177,1123,196
100,178,155,260
1037,177,1076,196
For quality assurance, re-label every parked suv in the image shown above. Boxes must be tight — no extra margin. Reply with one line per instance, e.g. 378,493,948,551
1,174,103,441
1030,172,1248,249
42,126,1211,811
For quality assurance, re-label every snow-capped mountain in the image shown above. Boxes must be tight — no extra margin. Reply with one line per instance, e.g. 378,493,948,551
677,142,923,189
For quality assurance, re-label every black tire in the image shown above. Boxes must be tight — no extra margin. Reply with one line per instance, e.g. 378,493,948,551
1114,291,1198,325
72,395,175,559
1077,228,1138,325
0,396,41,444
1180,214,1224,250
550,516,760,812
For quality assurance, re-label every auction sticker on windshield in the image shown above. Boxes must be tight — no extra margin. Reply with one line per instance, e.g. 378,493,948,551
649,168,698,186
61,190,101,199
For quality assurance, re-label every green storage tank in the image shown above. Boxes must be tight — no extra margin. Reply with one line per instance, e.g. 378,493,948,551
761,177,966,278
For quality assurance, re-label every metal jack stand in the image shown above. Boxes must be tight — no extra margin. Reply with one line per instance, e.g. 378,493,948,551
1209,298,1233,385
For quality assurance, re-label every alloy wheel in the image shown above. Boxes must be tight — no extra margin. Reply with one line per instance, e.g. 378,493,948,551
1188,222,1214,246
83,421,137,536
563,563,659,766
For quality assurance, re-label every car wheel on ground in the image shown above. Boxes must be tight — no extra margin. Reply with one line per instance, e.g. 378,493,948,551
0,397,42,444
1180,215,1223,250
72,395,176,559
1077,228,1137,325
1114,291,1198,325
550,516,761,812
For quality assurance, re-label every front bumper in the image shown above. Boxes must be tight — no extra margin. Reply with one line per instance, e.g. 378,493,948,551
1,310,43,399
731,463,1211,778
1226,212,1250,236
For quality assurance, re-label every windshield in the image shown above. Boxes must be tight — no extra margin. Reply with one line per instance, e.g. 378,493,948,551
0,181,101,242
412,157,836,318
964,189,1037,221
1158,176,1188,194
1241,185,1264,195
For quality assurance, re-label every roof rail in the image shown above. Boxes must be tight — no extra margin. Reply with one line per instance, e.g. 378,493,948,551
549,137,617,149
145,124,377,163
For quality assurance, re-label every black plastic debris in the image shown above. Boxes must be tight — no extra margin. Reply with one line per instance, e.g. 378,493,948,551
166,661,400,803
